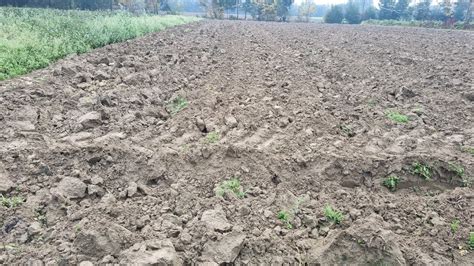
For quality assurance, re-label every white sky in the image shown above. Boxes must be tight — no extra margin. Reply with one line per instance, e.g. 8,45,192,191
294,0,350,4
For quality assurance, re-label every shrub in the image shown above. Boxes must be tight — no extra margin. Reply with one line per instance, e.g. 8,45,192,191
324,5,344,24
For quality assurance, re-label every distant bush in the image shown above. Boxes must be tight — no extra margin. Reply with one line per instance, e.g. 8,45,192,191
362,19,473,30
324,5,344,24
0,7,200,80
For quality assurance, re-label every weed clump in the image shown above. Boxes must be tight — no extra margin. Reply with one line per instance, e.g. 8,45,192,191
386,111,409,123
206,131,220,144
448,163,464,177
412,162,432,180
450,219,460,234
324,205,344,224
215,178,245,198
1,195,24,208
383,175,400,191
167,96,188,114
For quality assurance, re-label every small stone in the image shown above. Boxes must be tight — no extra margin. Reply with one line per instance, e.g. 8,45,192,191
54,176,87,199
101,255,115,263
224,116,238,128
91,177,104,185
28,222,43,236
201,209,232,233
79,261,94,266
127,182,138,197
95,71,110,81
195,117,207,132
88,185,105,197
201,232,246,264
0,171,14,193
263,210,273,218
319,226,330,237
78,112,101,129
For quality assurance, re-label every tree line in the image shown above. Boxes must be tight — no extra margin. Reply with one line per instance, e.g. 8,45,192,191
324,0,472,26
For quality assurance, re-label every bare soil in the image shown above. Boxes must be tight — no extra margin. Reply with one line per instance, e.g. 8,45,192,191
1,21,473,265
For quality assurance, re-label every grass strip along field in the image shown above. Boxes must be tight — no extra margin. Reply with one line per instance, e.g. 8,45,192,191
0,7,200,80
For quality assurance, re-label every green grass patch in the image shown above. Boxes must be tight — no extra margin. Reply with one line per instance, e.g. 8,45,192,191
206,131,220,144
383,175,400,191
412,162,432,180
167,96,188,115
1,195,24,208
0,7,200,80
215,178,245,198
450,219,460,234
324,205,344,224
386,111,409,123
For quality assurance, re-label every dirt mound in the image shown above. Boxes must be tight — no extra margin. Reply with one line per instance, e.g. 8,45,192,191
0,21,473,264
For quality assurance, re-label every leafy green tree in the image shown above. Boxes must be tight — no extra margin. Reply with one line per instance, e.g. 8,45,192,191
379,0,396,20
345,1,361,24
361,6,378,20
453,0,469,21
395,0,410,19
413,0,431,20
324,4,344,23
275,0,294,21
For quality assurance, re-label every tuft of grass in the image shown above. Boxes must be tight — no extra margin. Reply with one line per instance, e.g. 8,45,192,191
277,210,293,229
448,163,464,178
1,195,24,208
206,131,220,144
460,146,474,156
0,7,200,80
412,162,432,180
386,111,409,123
469,232,474,250
450,219,460,234
215,178,245,198
383,175,400,191
340,125,355,137
167,96,188,115
461,177,472,188
324,205,344,224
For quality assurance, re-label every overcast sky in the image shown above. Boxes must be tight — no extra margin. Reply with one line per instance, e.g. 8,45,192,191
294,0,351,4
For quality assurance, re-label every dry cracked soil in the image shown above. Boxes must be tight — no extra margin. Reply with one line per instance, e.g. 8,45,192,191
0,20,473,265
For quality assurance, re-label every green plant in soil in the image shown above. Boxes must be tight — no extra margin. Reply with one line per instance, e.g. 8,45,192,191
206,131,220,144
460,146,474,155
386,111,409,123
215,178,245,198
383,175,400,191
450,219,460,234
448,163,464,178
340,125,355,137
412,162,432,180
324,205,344,224
461,176,472,188
0,195,24,208
167,96,188,115
469,232,474,250
277,210,293,229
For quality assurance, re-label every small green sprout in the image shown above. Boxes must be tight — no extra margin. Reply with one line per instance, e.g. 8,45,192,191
324,205,344,224
215,178,245,198
386,111,409,123
383,175,400,191
277,210,293,229
450,219,460,234
1,195,24,208
412,162,432,180
206,131,220,143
